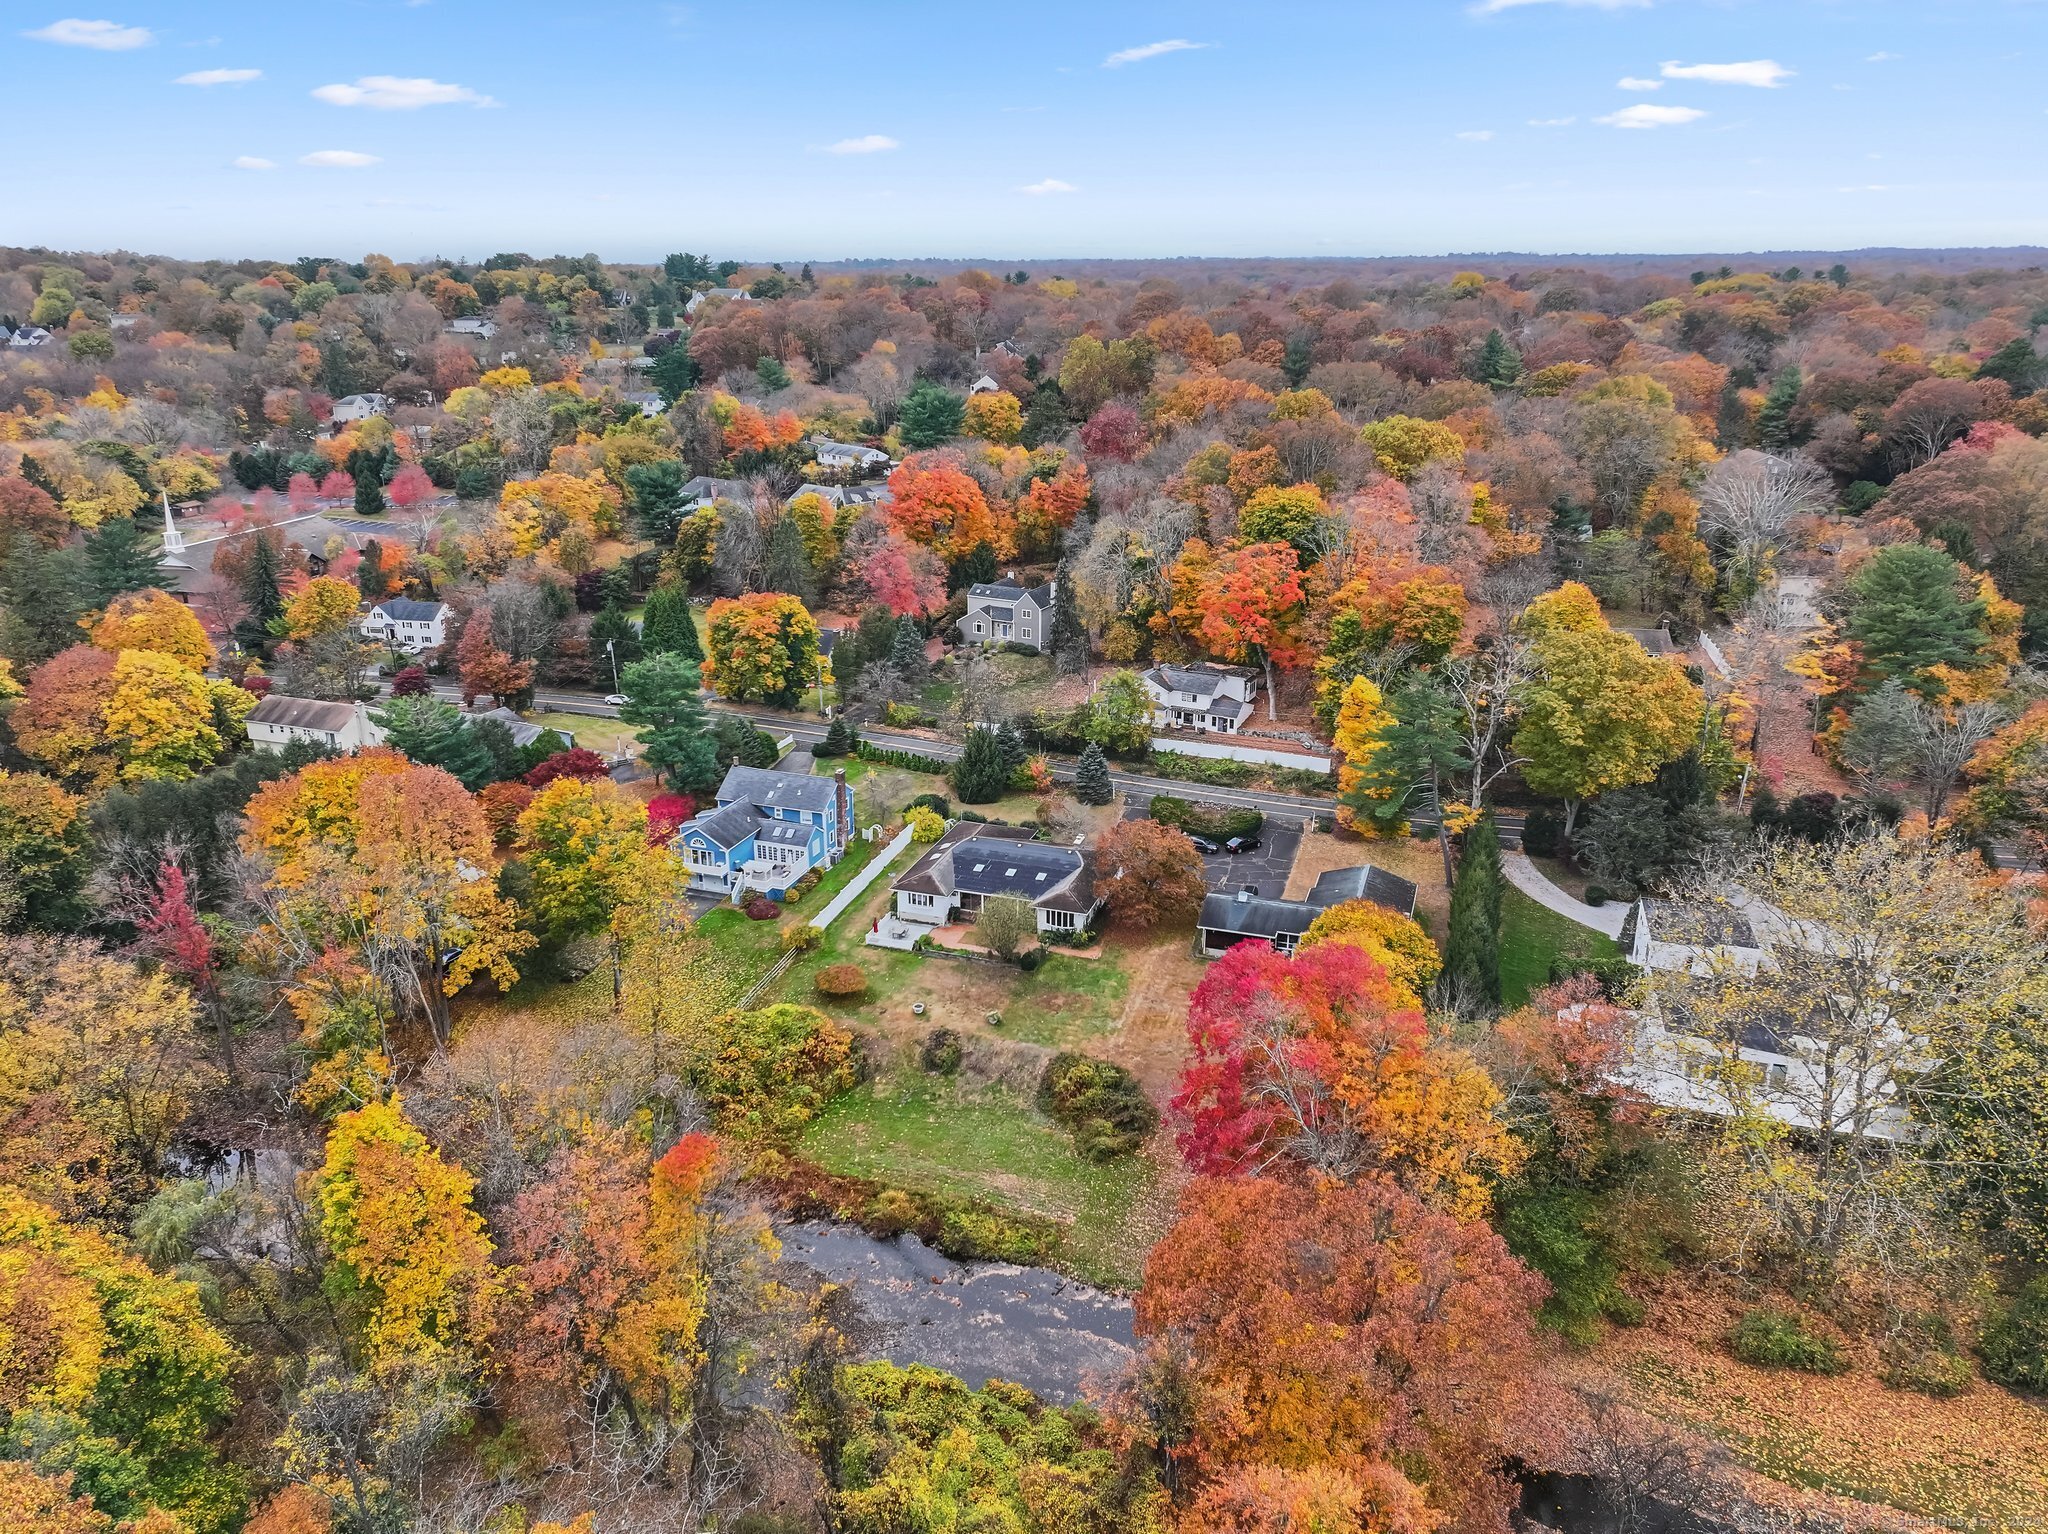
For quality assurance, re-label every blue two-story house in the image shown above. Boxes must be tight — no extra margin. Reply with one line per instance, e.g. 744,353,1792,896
674,764,855,899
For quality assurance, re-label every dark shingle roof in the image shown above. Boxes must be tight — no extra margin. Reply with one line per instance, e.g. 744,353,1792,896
372,598,447,623
686,801,760,849
954,841,1083,899
1305,865,1419,917
718,764,837,815
1199,891,1319,942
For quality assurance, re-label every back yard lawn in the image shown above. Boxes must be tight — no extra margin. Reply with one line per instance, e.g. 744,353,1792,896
801,1077,1173,1288
1500,885,1620,1006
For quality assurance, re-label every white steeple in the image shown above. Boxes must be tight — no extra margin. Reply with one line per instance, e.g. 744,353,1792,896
160,488,185,555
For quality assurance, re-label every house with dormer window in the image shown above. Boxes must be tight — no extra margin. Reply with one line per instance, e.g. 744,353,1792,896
672,764,854,898
957,576,1054,651
1139,661,1261,734
888,822,1102,936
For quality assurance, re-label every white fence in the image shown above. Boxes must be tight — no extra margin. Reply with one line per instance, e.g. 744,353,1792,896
1152,738,1333,773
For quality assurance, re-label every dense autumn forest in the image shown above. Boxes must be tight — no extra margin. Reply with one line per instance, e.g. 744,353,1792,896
6,243,2048,1534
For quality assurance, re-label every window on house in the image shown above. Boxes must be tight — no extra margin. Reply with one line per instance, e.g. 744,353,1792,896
1765,1062,1789,1090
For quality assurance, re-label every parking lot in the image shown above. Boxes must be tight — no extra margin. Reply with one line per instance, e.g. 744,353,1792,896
1123,801,1302,898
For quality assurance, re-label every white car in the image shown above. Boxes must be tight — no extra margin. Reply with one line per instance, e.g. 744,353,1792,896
604,693,628,707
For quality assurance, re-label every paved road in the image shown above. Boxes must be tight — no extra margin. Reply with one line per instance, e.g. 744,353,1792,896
410,682,1351,823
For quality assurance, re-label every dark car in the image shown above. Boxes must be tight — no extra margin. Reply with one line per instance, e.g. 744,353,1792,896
1224,835,1262,855
1187,834,1221,855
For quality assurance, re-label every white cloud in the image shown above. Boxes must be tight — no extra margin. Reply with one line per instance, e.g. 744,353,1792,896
1617,76,1661,91
1528,116,1576,126
1596,103,1707,128
1456,129,1496,141
312,75,495,109
1866,51,1900,62
824,134,899,154
1019,178,1077,195
176,67,260,85
232,156,275,170
1103,39,1209,68
1472,0,1648,14
299,149,381,167
25,17,152,49
1660,58,1793,87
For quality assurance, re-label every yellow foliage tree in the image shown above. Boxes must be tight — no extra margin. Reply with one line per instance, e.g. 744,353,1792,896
104,651,239,783
316,1097,498,1367
1359,415,1465,481
281,576,361,641
1299,899,1443,1007
90,589,215,673
961,390,1023,445
1331,675,1396,834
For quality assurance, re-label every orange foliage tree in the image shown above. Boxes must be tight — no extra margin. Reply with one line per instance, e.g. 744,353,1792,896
885,454,1011,560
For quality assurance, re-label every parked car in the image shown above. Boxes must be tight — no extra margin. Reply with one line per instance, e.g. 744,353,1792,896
603,693,628,706
1187,834,1221,855
1224,835,1262,854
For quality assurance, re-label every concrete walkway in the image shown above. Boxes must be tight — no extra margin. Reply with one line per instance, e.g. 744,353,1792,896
1503,849,1628,939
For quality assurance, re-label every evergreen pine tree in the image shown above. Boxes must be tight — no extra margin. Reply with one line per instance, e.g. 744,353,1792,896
0,535,89,664
649,336,697,403
81,513,173,604
1049,569,1087,676
1073,742,1113,805
356,538,386,600
762,514,816,603
846,605,898,680
641,582,702,660
374,696,498,790
994,720,1026,781
1475,328,1522,388
818,715,858,757
1444,816,1504,1007
234,534,287,656
949,541,999,592
1755,366,1804,449
617,652,721,793
1020,380,1071,448
888,616,929,688
951,725,1011,804
589,603,643,676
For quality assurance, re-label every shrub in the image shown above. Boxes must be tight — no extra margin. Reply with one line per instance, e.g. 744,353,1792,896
857,740,951,774
783,867,824,902
865,1187,919,1235
646,791,696,844
881,702,929,728
1016,947,1044,972
906,805,945,842
1583,885,1610,907
698,1002,861,1142
913,1029,961,1077
1728,1308,1849,1374
1521,806,1565,858
779,923,821,952
1548,953,1642,1002
1498,1185,1641,1347
524,746,614,789
1147,794,1262,842
1037,1052,1160,1161
815,963,869,999
1882,1338,1973,1398
906,792,951,817
1981,1277,2048,1393
743,896,779,921
937,1205,1054,1264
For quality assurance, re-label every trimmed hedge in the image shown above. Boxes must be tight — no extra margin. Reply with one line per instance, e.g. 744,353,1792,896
1037,1052,1160,1161
1148,794,1263,843
857,740,952,775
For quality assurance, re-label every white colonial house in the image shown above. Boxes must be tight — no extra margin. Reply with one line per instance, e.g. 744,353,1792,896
360,598,451,653
5,325,52,348
1612,895,1919,1142
1140,662,1261,734
684,288,753,317
246,695,385,754
957,576,1054,651
810,437,891,473
887,823,1102,937
331,392,391,424
673,765,854,899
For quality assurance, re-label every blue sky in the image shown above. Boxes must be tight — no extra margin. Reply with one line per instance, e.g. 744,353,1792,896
9,0,2046,262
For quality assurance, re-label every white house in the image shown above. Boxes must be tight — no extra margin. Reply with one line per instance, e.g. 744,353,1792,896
360,598,451,654
622,391,666,418
683,288,752,318
246,695,385,753
968,373,1001,395
889,822,1103,937
331,393,391,424
673,765,854,899
957,576,1054,651
810,437,891,473
5,325,52,348
1140,662,1261,734
1612,895,1918,1142
444,317,497,340
679,475,750,510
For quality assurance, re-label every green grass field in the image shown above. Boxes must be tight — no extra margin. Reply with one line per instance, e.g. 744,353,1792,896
801,1078,1164,1287
1498,885,1621,1006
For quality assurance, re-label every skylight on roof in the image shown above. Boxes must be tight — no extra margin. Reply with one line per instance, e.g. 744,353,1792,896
1004,868,1017,877
1036,872,1047,881
972,863,986,872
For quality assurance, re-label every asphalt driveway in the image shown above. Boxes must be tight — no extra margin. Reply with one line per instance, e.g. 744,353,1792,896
1122,800,1302,898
